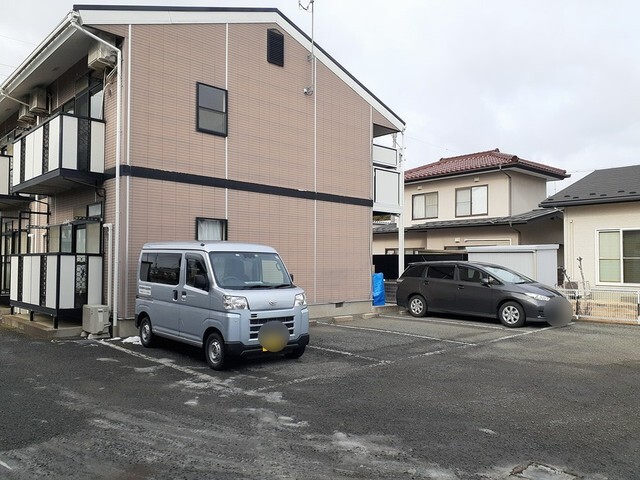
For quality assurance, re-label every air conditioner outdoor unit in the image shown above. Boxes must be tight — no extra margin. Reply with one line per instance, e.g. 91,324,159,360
18,103,35,122
88,34,116,71
29,87,47,114
82,304,111,336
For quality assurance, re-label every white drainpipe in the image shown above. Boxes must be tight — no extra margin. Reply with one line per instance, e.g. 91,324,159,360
69,15,122,331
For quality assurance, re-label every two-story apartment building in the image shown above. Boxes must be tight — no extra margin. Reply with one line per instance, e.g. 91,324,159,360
374,149,567,261
0,5,405,334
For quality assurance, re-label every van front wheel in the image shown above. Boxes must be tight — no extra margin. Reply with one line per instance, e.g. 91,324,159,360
205,332,226,370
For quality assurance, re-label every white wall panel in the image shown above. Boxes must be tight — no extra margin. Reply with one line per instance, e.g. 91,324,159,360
88,257,103,304
90,121,105,173
59,255,75,308
61,116,78,170
12,141,21,187
22,257,32,304
10,257,19,301
46,256,58,308
32,127,43,178
30,256,41,305
0,156,10,195
48,116,61,171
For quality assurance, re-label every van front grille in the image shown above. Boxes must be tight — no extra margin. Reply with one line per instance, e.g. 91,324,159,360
249,316,294,340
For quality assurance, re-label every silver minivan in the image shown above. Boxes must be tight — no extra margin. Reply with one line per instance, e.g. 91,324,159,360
135,241,309,370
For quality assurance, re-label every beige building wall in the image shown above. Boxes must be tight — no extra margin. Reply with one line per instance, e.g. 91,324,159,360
509,171,548,214
109,21,384,317
563,202,640,288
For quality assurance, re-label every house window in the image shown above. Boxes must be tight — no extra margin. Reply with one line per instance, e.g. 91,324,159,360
196,83,227,136
598,229,640,284
196,218,228,241
456,185,488,217
267,29,284,66
412,192,438,220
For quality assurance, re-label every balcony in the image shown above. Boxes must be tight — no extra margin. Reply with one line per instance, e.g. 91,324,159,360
12,113,106,195
10,253,103,327
372,144,401,214
0,155,32,208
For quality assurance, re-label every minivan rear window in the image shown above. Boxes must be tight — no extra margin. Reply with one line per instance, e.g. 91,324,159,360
402,264,426,278
426,265,455,280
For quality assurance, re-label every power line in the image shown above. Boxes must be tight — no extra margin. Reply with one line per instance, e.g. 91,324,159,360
0,33,35,45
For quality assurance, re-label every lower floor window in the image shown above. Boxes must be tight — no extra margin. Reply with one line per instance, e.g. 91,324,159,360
196,218,227,241
598,229,640,283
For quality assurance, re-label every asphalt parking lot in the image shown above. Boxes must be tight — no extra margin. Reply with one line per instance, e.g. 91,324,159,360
1,313,639,479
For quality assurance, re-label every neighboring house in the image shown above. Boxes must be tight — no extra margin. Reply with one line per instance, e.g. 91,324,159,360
540,165,640,290
373,149,568,263
0,5,404,332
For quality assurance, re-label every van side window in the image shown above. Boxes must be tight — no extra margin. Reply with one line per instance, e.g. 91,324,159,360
402,265,426,278
186,254,208,290
140,253,182,285
426,265,455,280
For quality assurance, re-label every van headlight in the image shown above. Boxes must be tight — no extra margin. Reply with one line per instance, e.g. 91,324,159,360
525,292,551,302
224,295,248,310
294,293,307,306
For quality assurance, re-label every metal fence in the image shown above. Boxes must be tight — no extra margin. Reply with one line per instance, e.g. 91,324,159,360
558,288,640,325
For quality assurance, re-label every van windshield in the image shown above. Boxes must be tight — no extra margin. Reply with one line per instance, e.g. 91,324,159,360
482,265,533,284
210,252,292,289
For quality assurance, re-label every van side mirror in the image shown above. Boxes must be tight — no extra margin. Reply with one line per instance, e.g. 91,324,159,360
290,274,294,283
194,274,209,291
480,277,491,286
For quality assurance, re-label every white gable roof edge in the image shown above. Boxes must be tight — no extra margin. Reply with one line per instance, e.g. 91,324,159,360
76,7,405,131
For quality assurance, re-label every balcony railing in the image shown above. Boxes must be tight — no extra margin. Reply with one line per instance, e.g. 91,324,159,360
11,113,105,195
10,253,103,327
372,144,401,214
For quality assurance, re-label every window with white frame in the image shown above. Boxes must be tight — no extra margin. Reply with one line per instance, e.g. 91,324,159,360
598,229,640,284
196,218,228,241
456,185,488,217
412,192,438,219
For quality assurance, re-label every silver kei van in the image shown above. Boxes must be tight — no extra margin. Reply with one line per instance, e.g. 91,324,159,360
135,241,310,370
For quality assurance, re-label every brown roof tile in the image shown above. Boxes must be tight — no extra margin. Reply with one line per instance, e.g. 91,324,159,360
405,148,567,182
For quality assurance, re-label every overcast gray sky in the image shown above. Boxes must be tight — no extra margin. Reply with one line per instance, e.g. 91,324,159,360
2,0,639,192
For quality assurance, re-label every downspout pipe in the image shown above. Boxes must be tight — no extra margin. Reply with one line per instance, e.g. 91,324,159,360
69,14,122,331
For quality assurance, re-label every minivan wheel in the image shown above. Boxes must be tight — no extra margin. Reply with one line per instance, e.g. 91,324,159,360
498,301,526,328
408,295,427,317
139,317,155,348
205,332,226,370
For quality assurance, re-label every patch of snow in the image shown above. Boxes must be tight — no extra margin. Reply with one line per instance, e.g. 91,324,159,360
122,336,141,345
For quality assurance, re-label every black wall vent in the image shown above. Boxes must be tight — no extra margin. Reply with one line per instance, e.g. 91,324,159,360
267,29,284,67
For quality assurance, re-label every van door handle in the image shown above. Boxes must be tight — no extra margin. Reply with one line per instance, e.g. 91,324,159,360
172,290,178,301
457,284,464,289
181,291,187,301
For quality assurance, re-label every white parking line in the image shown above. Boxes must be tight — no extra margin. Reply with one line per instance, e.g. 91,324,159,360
317,321,475,345
308,345,391,363
382,315,508,330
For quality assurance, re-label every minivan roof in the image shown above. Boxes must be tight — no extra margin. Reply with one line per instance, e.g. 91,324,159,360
407,260,507,269
141,241,278,254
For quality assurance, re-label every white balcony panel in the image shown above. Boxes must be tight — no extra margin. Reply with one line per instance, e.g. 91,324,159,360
12,141,21,188
90,121,105,173
372,144,398,167
30,256,41,306
48,116,61,171
374,168,401,208
25,133,35,182
61,116,78,170
31,127,43,178
10,257,19,302
59,255,75,308
22,257,33,304
0,156,10,195
45,255,58,308
88,256,103,304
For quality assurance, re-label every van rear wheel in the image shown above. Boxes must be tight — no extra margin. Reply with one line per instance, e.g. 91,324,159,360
205,332,226,370
408,295,428,317
139,317,155,348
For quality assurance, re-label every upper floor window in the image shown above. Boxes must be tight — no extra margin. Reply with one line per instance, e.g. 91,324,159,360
412,192,438,220
196,218,228,241
267,29,284,67
456,185,488,217
598,229,640,284
197,83,227,137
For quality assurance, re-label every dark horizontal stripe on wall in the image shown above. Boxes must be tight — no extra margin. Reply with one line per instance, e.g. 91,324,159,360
105,166,373,208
